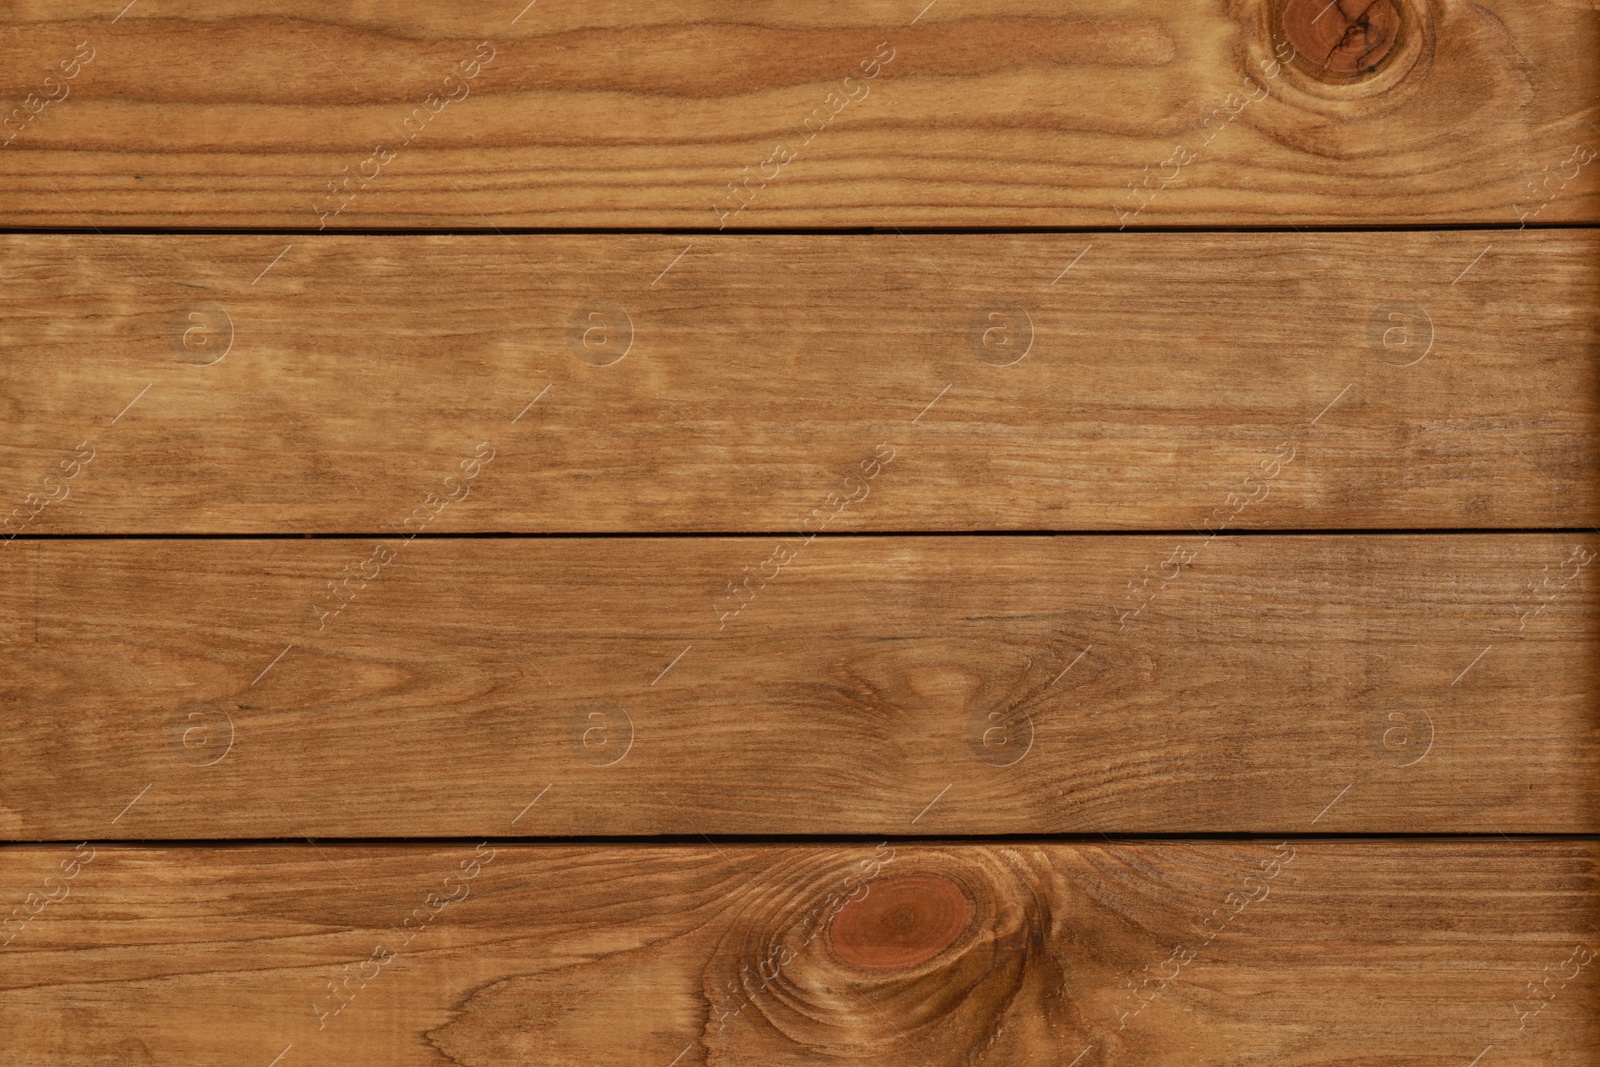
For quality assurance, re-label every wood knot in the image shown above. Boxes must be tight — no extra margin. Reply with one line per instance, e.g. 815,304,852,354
1281,0,1400,75
829,873,973,969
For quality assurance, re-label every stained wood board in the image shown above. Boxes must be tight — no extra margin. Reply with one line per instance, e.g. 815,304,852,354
0,1,1595,227
1,231,1594,534
1,841,1595,1065
2,534,1594,838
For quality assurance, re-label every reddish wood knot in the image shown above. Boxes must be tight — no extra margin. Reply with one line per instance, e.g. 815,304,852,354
828,873,973,969
1281,0,1401,75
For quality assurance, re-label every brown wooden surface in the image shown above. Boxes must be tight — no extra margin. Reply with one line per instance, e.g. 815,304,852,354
3,534,1594,839
0,1,1595,228
2,230,1595,534
2,840,1595,1065
4,2,1596,1059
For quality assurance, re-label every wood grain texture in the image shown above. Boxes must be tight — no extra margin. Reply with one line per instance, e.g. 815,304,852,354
2,230,1595,534
1,841,1595,1065
3,534,1594,838
0,1,1595,227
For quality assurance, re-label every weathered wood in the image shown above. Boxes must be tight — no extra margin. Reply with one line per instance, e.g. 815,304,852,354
2,231,1595,534
1,841,1595,1064
0,1,1594,227
2,534,1593,838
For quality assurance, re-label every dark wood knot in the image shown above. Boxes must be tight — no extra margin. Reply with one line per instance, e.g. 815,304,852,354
829,873,973,969
1282,0,1401,75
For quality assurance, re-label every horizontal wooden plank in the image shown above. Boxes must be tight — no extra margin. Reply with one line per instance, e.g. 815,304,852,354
0,1,1595,227
2,534,1593,838
1,841,1594,1064
1,231,1594,534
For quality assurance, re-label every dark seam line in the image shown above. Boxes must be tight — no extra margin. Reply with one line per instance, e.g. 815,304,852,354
8,528,1597,542
7,833,1596,848
0,222,1594,237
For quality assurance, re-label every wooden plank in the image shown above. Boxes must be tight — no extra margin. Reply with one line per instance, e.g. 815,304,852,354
1,841,1595,1064
2,533,1593,838
1,230,1594,534
0,1,1595,228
